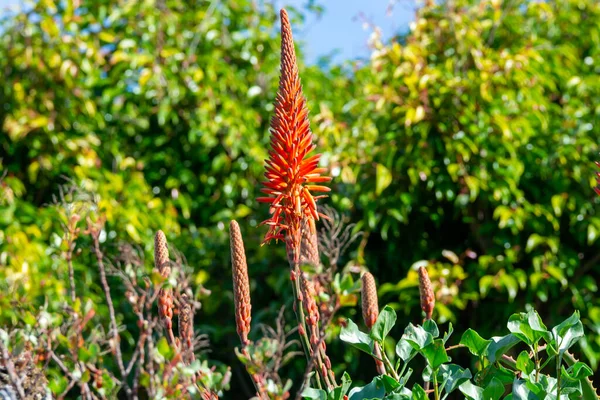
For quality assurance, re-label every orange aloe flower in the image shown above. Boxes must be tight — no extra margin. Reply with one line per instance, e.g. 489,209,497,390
258,9,331,250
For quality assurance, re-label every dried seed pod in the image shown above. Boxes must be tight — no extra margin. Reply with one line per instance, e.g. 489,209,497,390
154,230,170,273
418,266,435,320
154,231,174,331
361,272,379,329
178,293,194,361
230,220,252,346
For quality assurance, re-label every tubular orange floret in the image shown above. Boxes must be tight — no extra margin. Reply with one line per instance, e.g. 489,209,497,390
418,266,435,321
361,272,379,330
259,8,331,251
230,220,252,347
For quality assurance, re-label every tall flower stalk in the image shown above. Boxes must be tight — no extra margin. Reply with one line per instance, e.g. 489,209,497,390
257,8,331,259
258,8,333,390
418,266,435,321
361,273,386,375
595,161,600,197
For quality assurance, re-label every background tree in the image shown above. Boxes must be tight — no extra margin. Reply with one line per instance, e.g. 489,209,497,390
1,0,599,396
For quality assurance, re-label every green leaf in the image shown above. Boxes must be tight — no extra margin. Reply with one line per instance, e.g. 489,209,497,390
302,387,327,400
476,364,515,386
340,318,375,355
379,374,401,392
507,313,535,345
49,375,69,395
423,319,439,338
442,323,454,344
437,363,472,394
411,384,427,400
551,311,584,357
371,305,397,342
328,372,352,400
402,323,433,351
564,361,593,380
512,379,542,400
516,351,534,375
156,336,174,358
459,381,484,400
460,329,491,357
486,334,520,363
348,376,386,400
525,310,551,343
482,377,505,400
421,339,449,369
396,338,416,362
376,163,392,195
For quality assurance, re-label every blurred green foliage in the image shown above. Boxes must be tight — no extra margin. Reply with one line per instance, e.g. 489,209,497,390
1,0,599,395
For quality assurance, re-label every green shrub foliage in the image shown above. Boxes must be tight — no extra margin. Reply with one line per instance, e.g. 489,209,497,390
1,0,599,396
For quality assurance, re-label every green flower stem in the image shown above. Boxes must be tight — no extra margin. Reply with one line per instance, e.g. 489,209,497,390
556,355,561,399
381,347,399,381
433,370,440,400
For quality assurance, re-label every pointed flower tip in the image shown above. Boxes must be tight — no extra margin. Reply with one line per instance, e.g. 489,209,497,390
258,5,331,245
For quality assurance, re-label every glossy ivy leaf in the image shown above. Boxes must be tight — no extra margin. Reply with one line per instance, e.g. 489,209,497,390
460,328,491,357
512,379,543,400
371,305,397,342
564,361,593,380
423,319,439,338
410,384,427,400
459,381,484,400
459,378,504,400
507,310,552,347
328,372,353,400
482,377,505,400
385,395,411,400
437,363,472,394
302,387,327,400
396,338,416,362
516,351,535,376
421,339,449,369
476,364,515,387
340,318,375,356
402,323,433,351
379,374,401,392
551,311,584,358
442,322,454,344
525,310,552,343
485,334,520,363
559,367,585,397
507,313,535,346
348,376,386,400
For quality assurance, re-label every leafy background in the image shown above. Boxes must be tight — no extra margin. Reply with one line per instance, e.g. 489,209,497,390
1,0,599,396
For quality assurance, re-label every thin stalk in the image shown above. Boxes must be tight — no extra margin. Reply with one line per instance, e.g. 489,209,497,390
373,343,387,375
381,348,399,381
433,371,440,400
556,355,561,399
0,340,26,399
92,231,132,399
